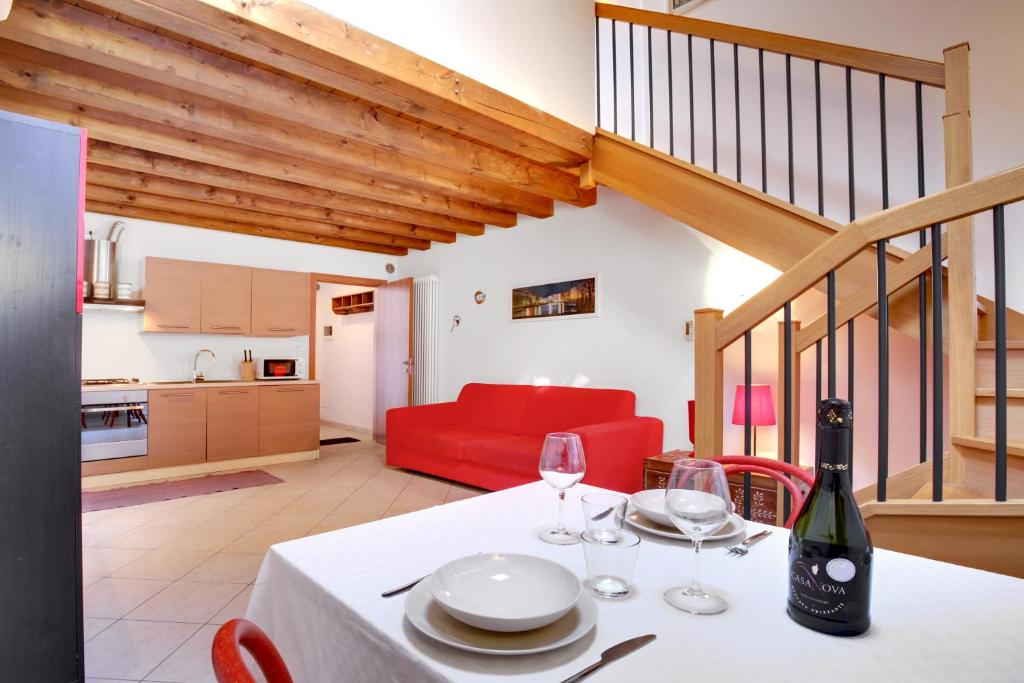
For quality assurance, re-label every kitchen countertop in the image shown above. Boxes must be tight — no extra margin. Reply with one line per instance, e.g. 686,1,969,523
82,379,319,392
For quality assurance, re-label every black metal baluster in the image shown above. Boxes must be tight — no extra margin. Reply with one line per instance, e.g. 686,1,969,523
629,23,636,141
711,39,718,173
612,20,618,134
848,318,855,482
783,302,793,520
688,34,695,164
828,270,837,398
846,66,855,221
668,31,675,157
786,54,794,204
596,18,602,129
648,25,654,148
931,223,944,501
916,80,928,466
815,340,822,468
879,75,889,210
734,42,741,183
815,59,823,216
744,330,752,520
994,205,1008,501
877,238,890,501
759,48,766,193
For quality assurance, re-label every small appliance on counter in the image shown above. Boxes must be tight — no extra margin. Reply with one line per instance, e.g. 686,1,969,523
255,357,305,380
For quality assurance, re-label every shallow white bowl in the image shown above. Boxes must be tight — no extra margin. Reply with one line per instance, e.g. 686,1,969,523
428,553,581,632
630,489,673,527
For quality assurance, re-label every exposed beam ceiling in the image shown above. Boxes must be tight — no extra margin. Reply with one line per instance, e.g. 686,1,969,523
0,0,593,253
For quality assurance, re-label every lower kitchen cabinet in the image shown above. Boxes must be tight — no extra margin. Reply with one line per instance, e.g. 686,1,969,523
259,384,320,456
148,388,208,467
207,386,260,461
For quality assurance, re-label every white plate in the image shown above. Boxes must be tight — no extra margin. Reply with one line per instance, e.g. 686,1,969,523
624,507,746,541
629,489,673,526
428,553,581,632
405,579,597,656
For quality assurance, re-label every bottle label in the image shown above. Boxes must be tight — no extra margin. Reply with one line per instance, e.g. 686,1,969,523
790,558,855,617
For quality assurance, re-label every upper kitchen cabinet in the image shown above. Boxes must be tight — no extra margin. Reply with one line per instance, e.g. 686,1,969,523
251,268,311,337
143,257,202,333
201,263,252,335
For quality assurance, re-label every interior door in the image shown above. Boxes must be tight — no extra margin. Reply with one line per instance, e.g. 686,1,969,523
374,278,414,443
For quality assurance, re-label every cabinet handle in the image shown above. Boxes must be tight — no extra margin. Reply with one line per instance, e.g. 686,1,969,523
81,404,145,413
275,388,305,393
159,392,195,397
218,390,250,395
158,324,190,329
268,327,296,332
211,325,242,330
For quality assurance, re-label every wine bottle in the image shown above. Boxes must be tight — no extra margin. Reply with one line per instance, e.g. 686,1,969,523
787,398,873,636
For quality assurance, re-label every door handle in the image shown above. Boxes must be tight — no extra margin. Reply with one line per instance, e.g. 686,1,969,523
269,327,296,332
158,324,190,329
159,392,195,397
211,325,242,330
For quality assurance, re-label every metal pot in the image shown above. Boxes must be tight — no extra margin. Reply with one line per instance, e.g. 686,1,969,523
83,238,117,293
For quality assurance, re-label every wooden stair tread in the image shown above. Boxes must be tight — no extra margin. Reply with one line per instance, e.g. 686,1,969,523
910,481,991,500
975,388,1024,397
952,435,1024,457
976,341,1024,350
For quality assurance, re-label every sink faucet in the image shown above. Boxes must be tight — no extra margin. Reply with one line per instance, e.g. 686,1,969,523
192,349,216,382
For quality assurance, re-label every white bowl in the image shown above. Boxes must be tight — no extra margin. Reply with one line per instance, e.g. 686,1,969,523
630,489,673,527
428,553,581,632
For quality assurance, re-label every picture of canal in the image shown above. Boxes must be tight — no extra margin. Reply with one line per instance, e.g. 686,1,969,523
512,276,597,320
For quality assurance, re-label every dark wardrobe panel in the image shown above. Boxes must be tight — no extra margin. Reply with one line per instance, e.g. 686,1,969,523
0,110,85,680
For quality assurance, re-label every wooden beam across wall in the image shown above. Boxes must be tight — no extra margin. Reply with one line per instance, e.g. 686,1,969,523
86,201,408,255
85,0,592,166
88,143,486,236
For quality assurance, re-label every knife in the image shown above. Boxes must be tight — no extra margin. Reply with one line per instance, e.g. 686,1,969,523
560,634,657,683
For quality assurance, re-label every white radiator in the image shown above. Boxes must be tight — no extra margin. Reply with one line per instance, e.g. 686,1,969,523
412,275,440,406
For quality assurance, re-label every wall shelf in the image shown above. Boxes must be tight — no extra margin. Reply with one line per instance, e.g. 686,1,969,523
83,297,146,312
332,291,374,315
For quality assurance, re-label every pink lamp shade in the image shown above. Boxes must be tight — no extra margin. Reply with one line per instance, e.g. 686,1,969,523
731,384,776,426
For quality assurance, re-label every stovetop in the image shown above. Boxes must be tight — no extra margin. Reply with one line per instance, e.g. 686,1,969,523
81,378,141,386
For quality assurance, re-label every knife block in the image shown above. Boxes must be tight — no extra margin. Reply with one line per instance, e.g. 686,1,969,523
240,360,256,381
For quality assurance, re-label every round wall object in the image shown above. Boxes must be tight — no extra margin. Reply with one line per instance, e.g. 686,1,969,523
385,263,396,274
474,291,487,304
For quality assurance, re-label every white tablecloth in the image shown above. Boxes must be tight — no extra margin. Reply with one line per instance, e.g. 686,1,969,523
248,482,1024,682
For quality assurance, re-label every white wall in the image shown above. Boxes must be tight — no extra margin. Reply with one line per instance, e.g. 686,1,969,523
303,0,595,130
315,283,375,430
81,212,394,381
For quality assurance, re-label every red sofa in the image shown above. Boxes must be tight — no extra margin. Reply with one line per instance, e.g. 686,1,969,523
386,383,664,493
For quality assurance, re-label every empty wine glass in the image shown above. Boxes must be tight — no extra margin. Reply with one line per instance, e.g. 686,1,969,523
663,459,733,614
538,432,586,545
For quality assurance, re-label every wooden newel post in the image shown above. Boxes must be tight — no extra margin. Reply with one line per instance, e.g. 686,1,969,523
694,308,724,459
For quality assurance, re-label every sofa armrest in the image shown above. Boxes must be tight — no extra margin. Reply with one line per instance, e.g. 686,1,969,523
386,401,457,432
571,416,664,494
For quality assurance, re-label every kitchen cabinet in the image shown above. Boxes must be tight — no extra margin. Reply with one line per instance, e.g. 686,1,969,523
148,388,208,467
259,384,319,456
251,268,311,337
207,386,260,461
201,263,252,335
143,257,203,333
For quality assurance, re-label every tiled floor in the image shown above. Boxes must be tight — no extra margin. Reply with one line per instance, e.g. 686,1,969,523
82,437,482,682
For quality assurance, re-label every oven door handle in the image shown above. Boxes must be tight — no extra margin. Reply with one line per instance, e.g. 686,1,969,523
81,404,146,413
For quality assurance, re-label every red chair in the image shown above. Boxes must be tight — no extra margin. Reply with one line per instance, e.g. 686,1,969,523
212,619,293,683
709,456,815,529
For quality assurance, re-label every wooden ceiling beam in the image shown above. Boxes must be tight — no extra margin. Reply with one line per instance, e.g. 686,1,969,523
0,1,591,207
86,201,408,255
0,43,558,217
0,84,518,227
87,142,485,236
83,0,592,166
86,165,456,244
86,185,434,250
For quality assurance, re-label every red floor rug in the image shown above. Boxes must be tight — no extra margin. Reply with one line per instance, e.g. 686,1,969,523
82,470,284,512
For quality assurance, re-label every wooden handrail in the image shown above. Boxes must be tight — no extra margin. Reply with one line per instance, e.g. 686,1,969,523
716,164,1024,351
594,3,945,87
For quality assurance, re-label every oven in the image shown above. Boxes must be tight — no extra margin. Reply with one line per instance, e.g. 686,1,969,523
81,389,149,462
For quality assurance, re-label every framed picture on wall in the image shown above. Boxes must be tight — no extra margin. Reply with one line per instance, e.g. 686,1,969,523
670,0,709,14
511,275,598,322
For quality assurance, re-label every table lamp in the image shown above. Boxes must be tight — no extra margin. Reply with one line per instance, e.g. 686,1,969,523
731,384,775,456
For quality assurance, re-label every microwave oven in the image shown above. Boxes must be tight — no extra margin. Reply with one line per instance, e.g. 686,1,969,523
255,357,305,380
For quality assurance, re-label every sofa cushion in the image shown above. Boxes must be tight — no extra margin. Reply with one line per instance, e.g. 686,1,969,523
463,435,546,477
390,425,514,462
451,383,534,433
518,386,636,437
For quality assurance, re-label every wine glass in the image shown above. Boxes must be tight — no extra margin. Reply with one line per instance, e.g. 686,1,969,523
663,459,733,614
538,432,586,545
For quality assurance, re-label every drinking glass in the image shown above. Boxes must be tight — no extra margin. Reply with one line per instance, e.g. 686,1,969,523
663,459,733,614
581,492,627,543
538,432,586,545
582,528,641,598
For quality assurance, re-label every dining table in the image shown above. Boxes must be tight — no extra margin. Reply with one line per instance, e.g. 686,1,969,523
246,481,1024,682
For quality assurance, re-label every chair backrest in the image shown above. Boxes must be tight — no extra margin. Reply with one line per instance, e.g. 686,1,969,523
709,456,814,529
212,619,293,683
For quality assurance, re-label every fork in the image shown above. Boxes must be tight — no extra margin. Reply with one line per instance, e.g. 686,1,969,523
726,530,772,556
